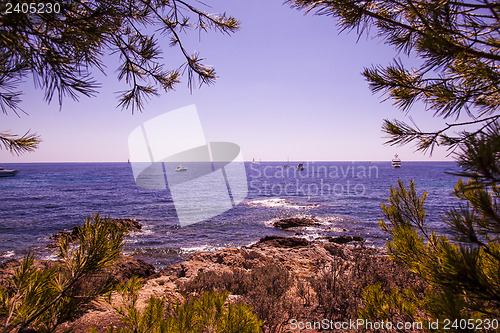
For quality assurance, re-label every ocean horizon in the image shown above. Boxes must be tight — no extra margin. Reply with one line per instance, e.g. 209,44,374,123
0,161,462,268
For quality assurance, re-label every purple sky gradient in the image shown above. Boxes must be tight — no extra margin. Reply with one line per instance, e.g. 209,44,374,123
1,0,461,163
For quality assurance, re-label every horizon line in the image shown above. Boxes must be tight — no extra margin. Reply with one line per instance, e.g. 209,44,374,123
1,160,456,163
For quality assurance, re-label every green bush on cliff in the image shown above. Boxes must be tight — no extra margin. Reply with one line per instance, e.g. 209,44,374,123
103,276,261,333
0,213,125,333
312,248,425,324
179,263,295,332
359,283,420,326
361,160,500,329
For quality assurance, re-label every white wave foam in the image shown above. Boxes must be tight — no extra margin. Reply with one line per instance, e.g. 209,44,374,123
316,215,344,224
301,233,323,241
247,198,319,210
0,250,15,258
180,245,225,254
264,218,278,227
40,253,60,261
128,228,155,237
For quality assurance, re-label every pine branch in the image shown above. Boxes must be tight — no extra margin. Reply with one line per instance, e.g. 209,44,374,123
0,131,41,155
382,115,500,153
288,0,500,143
1,214,126,332
288,0,500,61
0,0,240,114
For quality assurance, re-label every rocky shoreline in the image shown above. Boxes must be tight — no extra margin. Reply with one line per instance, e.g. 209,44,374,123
0,218,422,333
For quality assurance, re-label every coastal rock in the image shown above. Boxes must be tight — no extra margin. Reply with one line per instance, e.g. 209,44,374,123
107,218,142,232
328,235,364,244
0,259,20,287
48,218,142,247
272,217,319,229
255,236,310,248
73,218,142,236
0,256,154,286
113,257,156,283
49,230,78,245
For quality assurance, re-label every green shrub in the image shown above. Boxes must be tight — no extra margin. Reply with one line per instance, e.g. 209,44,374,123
311,249,425,322
104,277,261,333
179,262,296,332
359,284,419,326
179,268,250,296
365,179,500,332
0,213,125,333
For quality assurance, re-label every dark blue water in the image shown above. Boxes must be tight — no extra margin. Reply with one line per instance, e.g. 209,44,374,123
0,162,462,268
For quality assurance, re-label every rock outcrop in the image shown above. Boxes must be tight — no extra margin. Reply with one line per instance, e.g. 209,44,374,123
327,235,364,244
113,257,156,283
272,217,319,229
48,218,142,248
105,218,142,233
255,235,310,248
0,256,155,286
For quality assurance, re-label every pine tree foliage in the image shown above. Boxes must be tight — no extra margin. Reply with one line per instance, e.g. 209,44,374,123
451,122,500,185
359,284,419,324
287,0,500,153
103,277,262,333
288,0,500,323
0,213,125,333
1,0,239,156
0,0,240,114
378,178,500,321
0,130,40,155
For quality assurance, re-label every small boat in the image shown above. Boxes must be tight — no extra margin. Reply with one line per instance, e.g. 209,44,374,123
283,157,290,168
297,163,304,171
252,158,255,164
392,154,401,168
175,165,188,172
0,167,20,177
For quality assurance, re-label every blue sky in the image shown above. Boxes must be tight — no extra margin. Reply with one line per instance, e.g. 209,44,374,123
1,0,458,163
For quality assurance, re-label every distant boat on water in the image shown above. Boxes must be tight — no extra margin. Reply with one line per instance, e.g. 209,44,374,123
284,156,290,168
175,165,188,172
297,163,304,171
0,167,19,177
392,154,401,168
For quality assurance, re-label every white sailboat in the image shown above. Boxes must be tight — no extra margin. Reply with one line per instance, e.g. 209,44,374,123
175,165,188,172
392,154,401,168
284,156,290,168
0,167,19,177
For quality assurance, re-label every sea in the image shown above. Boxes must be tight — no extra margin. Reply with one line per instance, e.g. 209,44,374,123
0,161,463,268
